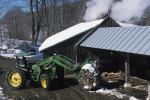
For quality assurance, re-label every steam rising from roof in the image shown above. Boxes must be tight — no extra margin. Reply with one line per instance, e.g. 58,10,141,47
83,0,114,21
83,0,150,23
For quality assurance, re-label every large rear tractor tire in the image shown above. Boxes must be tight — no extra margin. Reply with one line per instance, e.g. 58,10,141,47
6,69,27,89
40,74,51,90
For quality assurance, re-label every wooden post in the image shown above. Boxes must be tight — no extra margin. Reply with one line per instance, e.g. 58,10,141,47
124,54,131,88
75,46,78,63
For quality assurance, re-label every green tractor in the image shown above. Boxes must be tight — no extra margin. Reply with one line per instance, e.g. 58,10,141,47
6,54,86,90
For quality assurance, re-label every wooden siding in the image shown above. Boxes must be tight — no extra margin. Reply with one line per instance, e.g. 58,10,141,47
43,17,121,62
43,33,86,61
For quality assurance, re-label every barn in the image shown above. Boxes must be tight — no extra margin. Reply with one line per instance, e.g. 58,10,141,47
39,16,139,87
39,17,150,98
39,17,136,61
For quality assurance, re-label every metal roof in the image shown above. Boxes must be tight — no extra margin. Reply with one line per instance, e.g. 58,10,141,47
80,26,150,56
39,17,136,51
39,19,104,51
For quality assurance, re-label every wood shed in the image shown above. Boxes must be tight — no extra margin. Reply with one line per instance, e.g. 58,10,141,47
79,26,150,88
39,17,135,61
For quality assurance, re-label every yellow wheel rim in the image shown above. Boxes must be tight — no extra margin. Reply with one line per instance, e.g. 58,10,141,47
8,72,22,87
41,78,47,88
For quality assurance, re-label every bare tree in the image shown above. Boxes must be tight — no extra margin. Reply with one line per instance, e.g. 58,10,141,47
29,0,36,44
0,0,88,45
29,0,45,45
50,0,57,35
2,7,30,40
44,0,50,36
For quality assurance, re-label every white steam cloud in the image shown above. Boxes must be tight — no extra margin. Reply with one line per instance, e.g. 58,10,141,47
83,0,150,23
83,0,114,21
111,0,150,23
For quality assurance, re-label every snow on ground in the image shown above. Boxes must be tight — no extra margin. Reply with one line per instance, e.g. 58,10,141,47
0,86,7,100
0,48,43,60
0,40,43,60
0,37,42,60
130,96,139,100
132,84,148,91
89,88,140,100
147,97,149,100
0,52,43,60
0,53,14,59
0,45,7,50
95,88,127,99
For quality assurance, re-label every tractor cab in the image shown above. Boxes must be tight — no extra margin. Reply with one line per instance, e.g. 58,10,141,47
15,52,36,68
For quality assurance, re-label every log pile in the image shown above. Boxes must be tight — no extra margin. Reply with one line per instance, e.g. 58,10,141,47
101,71,125,81
79,62,99,90
79,69,97,87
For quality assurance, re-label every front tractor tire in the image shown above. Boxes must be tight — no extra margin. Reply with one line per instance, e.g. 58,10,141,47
6,69,27,89
40,74,51,90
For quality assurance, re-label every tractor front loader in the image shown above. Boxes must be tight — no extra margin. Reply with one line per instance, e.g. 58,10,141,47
6,54,88,90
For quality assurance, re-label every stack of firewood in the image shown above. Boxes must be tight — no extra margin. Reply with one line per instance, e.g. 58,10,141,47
101,71,125,81
79,69,97,89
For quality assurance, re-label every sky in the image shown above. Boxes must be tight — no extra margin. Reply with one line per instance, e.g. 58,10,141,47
0,0,79,18
0,0,29,18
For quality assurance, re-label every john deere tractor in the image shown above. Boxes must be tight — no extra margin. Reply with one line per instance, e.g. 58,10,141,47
6,54,85,90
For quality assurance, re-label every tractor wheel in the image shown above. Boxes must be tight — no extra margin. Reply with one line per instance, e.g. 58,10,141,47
6,69,27,89
40,74,51,90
